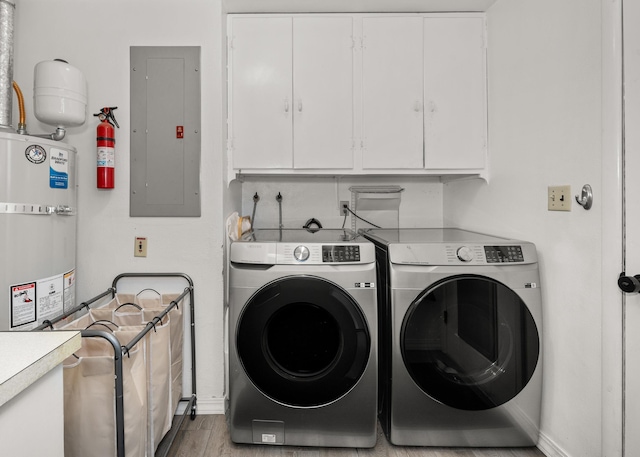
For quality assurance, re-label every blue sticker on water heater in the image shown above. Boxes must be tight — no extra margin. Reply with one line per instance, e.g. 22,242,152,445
49,148,69,189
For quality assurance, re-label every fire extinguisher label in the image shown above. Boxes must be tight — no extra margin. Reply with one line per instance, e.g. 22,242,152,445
97,146,115,168
49,148,69,189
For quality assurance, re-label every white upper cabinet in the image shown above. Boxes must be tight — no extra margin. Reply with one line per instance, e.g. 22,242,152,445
293,17,354,169
229,16,354,170
229,17,293,169
362,17,424,169
227,13,487,178
423,17,486,170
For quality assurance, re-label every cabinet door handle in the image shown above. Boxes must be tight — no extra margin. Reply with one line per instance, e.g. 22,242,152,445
298,100,303,112
284,99,290,113
414,101,422,112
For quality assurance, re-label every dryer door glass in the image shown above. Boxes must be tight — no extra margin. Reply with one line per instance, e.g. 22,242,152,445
237,276,371,407
401,274,539,411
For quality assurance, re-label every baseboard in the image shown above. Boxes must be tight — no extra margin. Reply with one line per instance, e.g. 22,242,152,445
195,397,226,415
537,431,571,457
175,397,226,416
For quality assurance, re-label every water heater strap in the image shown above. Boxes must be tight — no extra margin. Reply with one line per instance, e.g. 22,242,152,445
0,202,56,215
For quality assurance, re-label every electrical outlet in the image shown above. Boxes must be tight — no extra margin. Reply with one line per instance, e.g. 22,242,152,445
340,201,349,216
135,237,147,257
548,185,571,211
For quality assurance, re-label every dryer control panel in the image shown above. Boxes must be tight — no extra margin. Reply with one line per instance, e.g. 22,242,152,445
388,242,537,265
366,228,538,266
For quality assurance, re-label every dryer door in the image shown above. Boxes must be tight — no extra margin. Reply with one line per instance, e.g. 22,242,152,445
401,274,539,411
237,275,371,407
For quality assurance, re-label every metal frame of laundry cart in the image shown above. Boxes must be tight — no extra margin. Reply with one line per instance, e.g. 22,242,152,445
32,272,197,457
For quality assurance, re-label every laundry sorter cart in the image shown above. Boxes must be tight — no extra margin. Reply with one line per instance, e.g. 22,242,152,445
33,272,197,457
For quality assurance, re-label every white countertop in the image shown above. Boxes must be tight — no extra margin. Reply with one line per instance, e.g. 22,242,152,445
0,331,82,407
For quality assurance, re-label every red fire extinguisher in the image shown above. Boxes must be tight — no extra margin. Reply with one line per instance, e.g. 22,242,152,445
94,107,119,189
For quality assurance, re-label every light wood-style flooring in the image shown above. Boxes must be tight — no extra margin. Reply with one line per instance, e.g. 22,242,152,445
166,415,547,457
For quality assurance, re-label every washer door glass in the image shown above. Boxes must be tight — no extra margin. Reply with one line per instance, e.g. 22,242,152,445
401,274,539,411
237,276,370,407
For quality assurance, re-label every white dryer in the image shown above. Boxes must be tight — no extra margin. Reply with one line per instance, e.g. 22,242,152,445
227,229,377,448
362,228,542,447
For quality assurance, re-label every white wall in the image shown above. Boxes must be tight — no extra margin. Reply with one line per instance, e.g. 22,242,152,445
445,1,603,456
239,176,444,231
12,0,226,411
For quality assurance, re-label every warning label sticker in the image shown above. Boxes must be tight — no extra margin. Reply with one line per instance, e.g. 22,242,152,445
38,274,64,323
11,282,36,328
10,271,72,330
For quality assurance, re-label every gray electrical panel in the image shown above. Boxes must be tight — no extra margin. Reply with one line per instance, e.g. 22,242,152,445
130,46,201,217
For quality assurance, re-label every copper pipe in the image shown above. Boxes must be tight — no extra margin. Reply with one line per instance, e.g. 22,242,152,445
12,80,26,133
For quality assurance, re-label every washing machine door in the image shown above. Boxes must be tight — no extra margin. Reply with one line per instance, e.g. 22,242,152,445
401,274,539,411
237,275,371,407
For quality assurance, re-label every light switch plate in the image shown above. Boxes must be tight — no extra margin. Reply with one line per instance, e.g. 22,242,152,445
135,237,147,257
548,185,571,211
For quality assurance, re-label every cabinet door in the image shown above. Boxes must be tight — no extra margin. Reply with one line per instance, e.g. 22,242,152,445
424,17,486,169
362,17,424,169
293,17,354,169
229,17,293,169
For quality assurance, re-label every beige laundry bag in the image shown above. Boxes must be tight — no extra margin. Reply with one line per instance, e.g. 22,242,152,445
60,324,147,457
111,291,185,415
90,304,173,452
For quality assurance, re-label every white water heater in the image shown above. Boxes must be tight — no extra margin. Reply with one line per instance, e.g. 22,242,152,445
0,131,77,330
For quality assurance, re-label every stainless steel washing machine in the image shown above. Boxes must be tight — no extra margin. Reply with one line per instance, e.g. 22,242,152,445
362,228,542,447
227,228,377,448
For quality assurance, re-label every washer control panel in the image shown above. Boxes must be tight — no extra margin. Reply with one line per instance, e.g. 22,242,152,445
230,240,375,265
456,246,474,262
293,245,310,261
484,245,525,263
322,245,360,262
276,243,371,264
